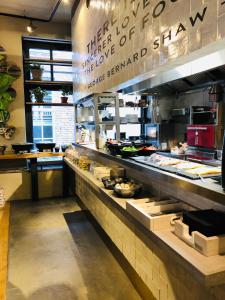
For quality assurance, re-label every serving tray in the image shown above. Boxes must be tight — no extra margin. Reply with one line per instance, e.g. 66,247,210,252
131,157,221,180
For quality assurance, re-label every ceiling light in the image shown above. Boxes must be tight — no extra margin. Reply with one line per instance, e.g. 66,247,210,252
63,0,69,4
27,20,37,33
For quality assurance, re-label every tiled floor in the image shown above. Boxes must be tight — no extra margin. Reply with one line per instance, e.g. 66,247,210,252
7,198,142,300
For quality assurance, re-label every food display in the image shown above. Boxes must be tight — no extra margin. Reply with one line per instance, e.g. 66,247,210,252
114,181,142,198
185,166,221,175
173,162,203,170
121,146,138,158
132,153,221,179
170,142,188,155
138,145,157,156
65,148,80,165
102,177,124,190
78,156,92,170
149,154,181,166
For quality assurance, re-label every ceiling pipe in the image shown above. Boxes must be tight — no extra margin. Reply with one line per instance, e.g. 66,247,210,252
0,0,62,22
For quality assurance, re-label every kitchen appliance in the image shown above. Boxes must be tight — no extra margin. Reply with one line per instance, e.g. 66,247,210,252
187,125,215,149
186,125,216,160
186,102,225,161
145,123,174,148
191,106,216,125
171,108,190,123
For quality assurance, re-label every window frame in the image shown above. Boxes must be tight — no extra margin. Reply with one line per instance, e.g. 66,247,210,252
22,37,73,143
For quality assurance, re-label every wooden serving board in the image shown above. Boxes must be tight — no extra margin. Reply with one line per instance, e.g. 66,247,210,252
174,220,225,257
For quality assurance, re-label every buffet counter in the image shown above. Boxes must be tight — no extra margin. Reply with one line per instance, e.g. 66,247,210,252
73,143,225,208
64,144,225,300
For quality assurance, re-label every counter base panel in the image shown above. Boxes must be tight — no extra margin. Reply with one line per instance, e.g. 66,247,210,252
65,158,225,300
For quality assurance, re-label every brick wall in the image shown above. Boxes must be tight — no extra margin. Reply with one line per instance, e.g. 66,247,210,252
52,106,75,146
75,172,225,300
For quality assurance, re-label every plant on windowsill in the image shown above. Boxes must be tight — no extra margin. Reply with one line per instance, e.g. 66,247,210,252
28,64,44,81
31,87,48,103
61,86,73,104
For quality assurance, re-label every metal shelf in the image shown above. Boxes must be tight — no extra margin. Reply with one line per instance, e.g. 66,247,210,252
99,121,116,125
26,102,74,107
24,58,72,66
192,111,215,114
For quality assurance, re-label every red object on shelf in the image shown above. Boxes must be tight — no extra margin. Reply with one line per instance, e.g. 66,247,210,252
187,125,215,149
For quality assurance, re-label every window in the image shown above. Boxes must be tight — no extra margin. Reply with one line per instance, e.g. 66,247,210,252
23,37,75,148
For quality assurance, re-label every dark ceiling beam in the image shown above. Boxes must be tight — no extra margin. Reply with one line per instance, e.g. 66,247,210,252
0,0,62,22
71,0,80,19
182,78,194,86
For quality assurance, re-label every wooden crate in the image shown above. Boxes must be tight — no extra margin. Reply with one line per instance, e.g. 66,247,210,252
126,197,194,231
174,220,225,256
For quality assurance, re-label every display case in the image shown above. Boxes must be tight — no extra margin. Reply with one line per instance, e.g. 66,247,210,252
75,93,120,148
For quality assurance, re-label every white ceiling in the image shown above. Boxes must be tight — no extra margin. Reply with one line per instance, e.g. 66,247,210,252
0,0,74,23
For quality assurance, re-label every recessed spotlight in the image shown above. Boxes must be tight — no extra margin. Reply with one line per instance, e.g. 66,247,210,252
63,0,69,4
27,20,37,33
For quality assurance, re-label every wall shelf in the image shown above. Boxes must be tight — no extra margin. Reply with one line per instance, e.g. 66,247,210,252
26,102,74,107
24,58,72,66
25,80,72,86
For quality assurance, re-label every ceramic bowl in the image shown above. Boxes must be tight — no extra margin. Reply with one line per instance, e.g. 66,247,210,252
114,183,142,198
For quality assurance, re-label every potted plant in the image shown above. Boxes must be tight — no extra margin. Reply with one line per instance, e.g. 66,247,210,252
31,87,48,103
29,64,44,80
61,86,73,104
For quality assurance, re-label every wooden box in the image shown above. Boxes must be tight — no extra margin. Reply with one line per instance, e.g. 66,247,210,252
174,220,225,256
126,197,193,231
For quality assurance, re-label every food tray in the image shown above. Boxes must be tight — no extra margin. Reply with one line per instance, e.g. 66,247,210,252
126,197,194,231
131,157,221,180
174,220,225,256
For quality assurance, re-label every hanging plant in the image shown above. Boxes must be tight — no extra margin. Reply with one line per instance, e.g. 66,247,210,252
0,73,16,94
0,47,20,141
0,92,14,110
0,110,10,123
